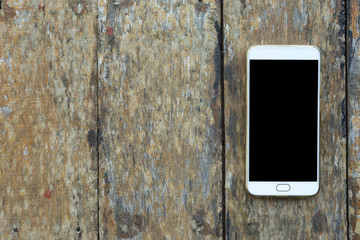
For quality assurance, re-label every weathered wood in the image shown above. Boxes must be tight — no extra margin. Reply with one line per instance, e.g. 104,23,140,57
0,0,98,238
98,0,222,238
225,0,347,239
348,0,360,238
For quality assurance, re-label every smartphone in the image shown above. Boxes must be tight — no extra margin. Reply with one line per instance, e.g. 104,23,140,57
246,45,320,196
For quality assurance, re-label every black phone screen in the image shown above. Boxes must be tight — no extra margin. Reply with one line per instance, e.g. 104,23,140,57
249,60,318,181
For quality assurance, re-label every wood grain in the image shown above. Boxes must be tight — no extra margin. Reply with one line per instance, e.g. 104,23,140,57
98,0,222,239
224,0,347,239
0,0,98,238
348,0,360,239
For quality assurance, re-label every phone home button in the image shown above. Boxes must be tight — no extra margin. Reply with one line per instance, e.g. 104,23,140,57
276,184,291,192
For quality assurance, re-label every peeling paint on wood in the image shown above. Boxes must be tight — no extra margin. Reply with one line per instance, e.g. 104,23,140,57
348,0,360,239
225,0,347,239
98,0,222,238
0,0,98,238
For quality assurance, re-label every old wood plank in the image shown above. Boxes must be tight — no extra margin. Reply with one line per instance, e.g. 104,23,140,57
98,0,222,238
225,0,347,239
0,0,98,238
348,0,360,238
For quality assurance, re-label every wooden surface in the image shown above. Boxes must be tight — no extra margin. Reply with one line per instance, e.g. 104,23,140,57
98,0,222,239
0,0,359,239
348,0,360,239
225,0,347,239
0,0,98,238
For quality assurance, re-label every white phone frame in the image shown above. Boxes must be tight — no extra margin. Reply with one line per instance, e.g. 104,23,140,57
246,45,320,196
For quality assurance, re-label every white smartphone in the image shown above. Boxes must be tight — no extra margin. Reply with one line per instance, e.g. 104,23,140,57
246,45,320,196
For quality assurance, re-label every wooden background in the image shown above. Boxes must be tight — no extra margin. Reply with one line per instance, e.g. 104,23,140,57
0,0,359,239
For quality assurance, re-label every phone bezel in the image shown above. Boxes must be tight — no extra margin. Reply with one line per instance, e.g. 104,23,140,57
246,45,320,196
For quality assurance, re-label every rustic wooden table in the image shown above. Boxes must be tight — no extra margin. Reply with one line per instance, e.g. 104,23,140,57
0,0,359,239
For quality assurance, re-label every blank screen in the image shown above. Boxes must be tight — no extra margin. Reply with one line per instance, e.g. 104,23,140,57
249,60,318,181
